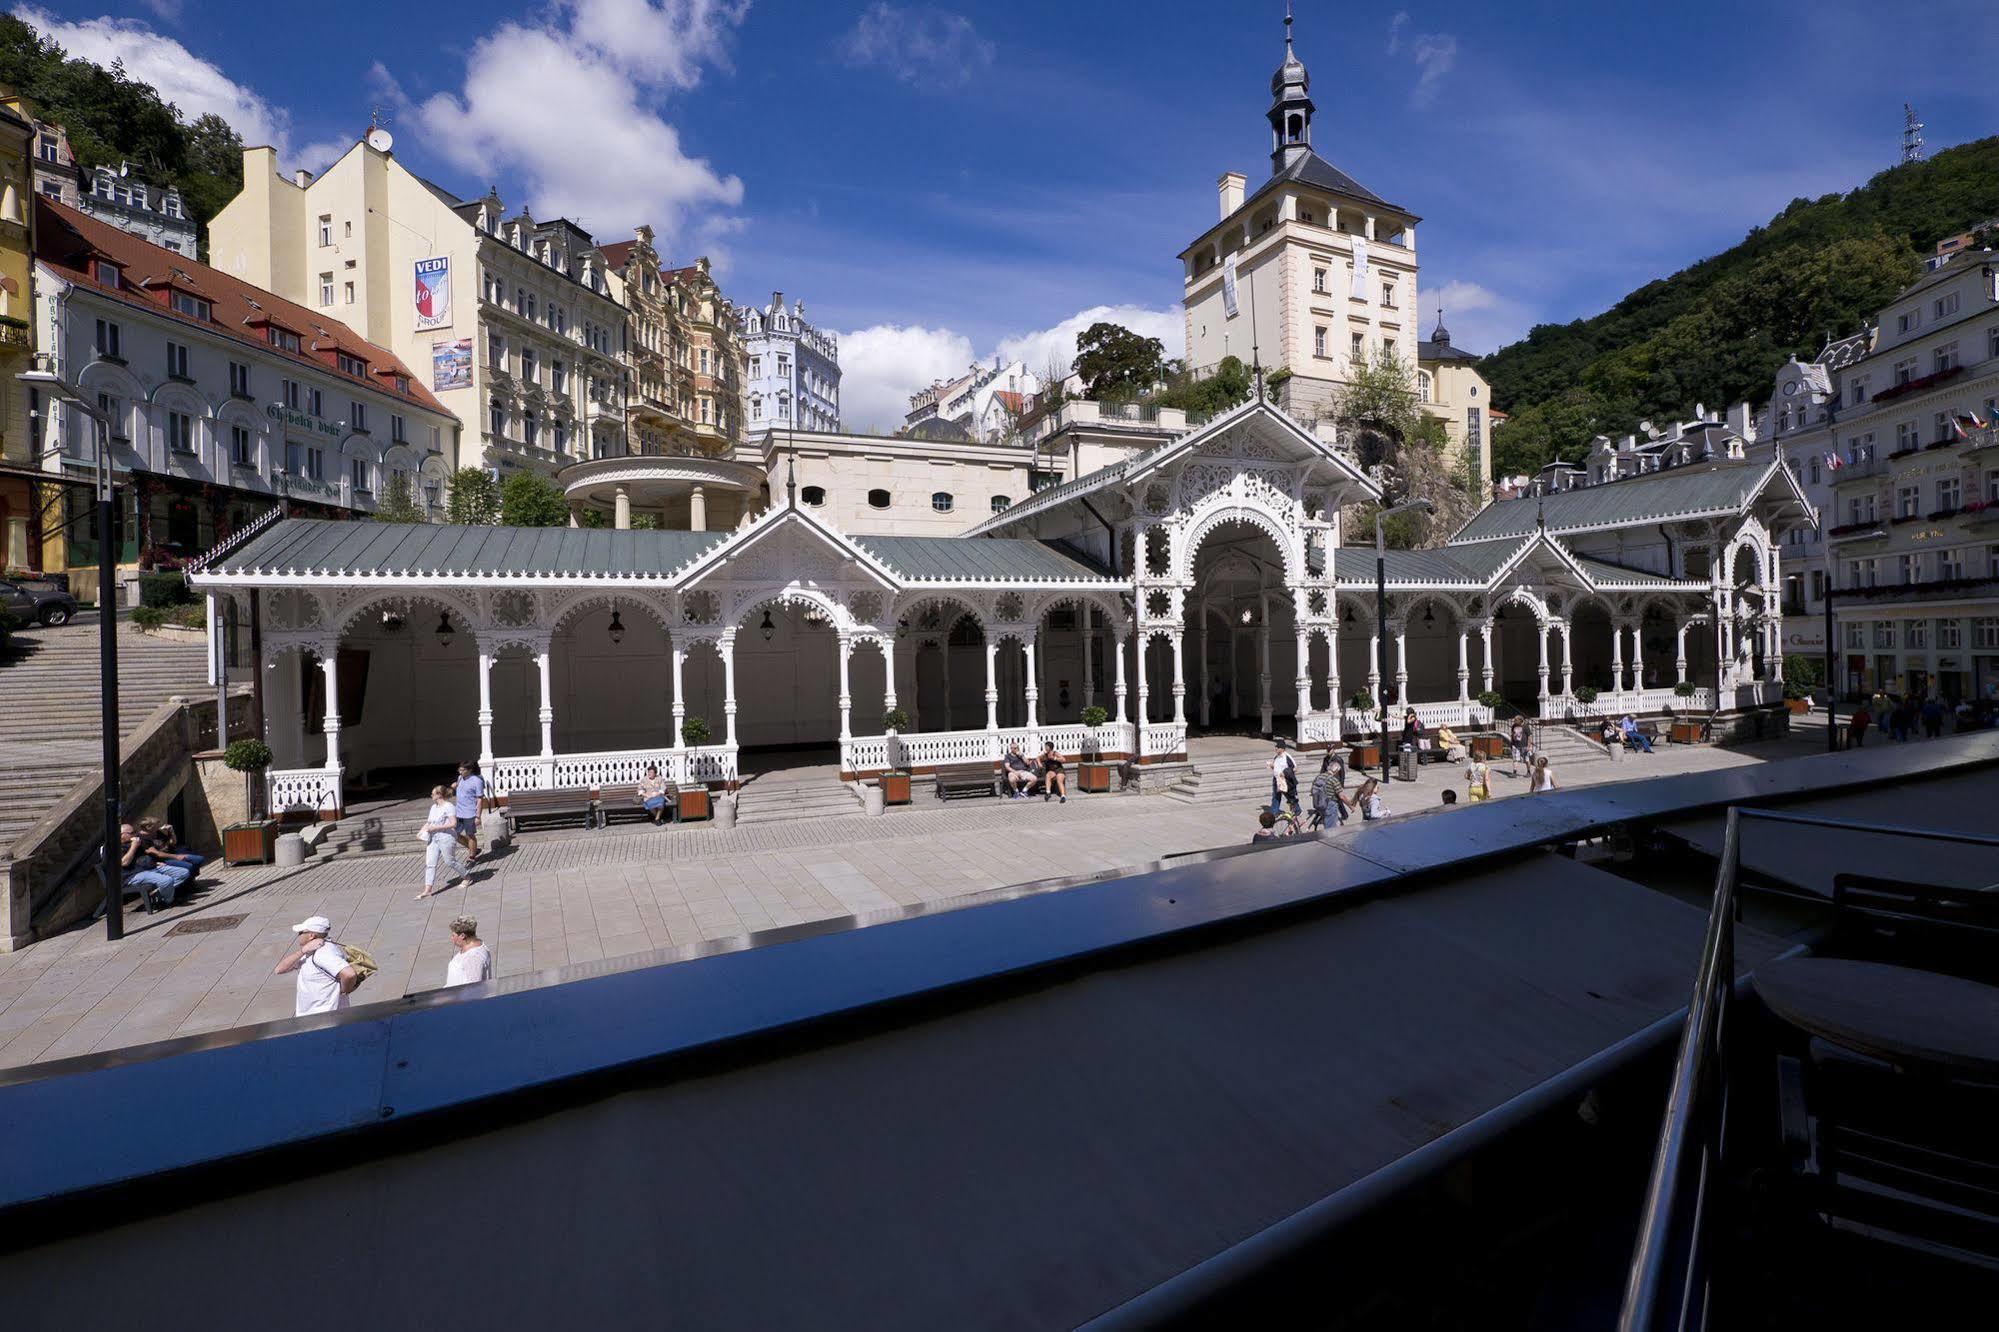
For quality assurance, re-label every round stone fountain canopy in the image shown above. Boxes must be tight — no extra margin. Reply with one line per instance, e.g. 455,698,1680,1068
559,454,767,530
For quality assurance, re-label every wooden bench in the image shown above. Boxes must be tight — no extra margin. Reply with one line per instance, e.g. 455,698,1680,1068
503,787,597,835
934,762,998,801
597,783,670,827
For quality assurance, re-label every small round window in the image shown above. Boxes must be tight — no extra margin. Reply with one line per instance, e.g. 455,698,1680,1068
867,488,891,509
800,485,826,506
931,492,954,513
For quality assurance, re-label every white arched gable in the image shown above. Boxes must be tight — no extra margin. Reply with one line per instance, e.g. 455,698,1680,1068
1177,499,1299,586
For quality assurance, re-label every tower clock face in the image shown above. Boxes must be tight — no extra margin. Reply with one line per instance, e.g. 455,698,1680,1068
1783,381,1796,395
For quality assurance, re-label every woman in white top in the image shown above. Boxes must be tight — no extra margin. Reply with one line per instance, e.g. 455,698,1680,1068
418,785,465,900
445,915,492,987
1529,755,1558,793
1356,777,1389,821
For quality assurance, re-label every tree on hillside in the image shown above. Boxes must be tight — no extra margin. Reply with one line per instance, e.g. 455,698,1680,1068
499,471,570,527
1155,354,1252,419
1332,348,1421,454
1074,322,1166,401
445,468,499,526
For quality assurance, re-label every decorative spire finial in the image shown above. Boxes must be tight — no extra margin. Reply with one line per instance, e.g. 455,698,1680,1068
1284,2,1294,50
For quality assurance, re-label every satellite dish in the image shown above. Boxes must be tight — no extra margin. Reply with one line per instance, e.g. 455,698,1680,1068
365,127,393,154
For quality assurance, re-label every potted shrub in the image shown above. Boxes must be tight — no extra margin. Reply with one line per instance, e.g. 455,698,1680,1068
1078,704,1114,792
221,738,280,864
1667,684,1703,744
1573,684,1599,705
879,707,912,804
1673,681,1697,698
676,717,714,819
1344,690,1382,767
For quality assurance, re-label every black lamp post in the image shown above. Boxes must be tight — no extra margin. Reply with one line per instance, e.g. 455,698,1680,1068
1376,498,1434,785
1822,548,1837,751
20,367,125,937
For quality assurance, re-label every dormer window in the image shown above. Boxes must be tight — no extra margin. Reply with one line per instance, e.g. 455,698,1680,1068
337,351,368,377
268,326,301,354
92,260,120,288
168,291,211,321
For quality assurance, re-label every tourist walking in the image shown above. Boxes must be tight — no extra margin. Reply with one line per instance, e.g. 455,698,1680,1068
1310,753,1345,827
1465,754,1492,803
1507,717,1532,777
418,784,466,899
1848,704,1871,748
273,916,358,1017
1268,738,1300,818
1355,777,1388,821
1529,754,1558,793
445,916,492,987
1921,696,1945,740
453,762,485,860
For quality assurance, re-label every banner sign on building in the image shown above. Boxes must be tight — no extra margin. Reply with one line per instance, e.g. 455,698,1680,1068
414,257,452,331
1349,237,1370,300
432,337,472,391
1221,254,1239,320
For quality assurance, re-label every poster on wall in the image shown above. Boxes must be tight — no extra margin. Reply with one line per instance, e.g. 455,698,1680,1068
1221,254,1239,319
413,256,451,330
432,337,471,392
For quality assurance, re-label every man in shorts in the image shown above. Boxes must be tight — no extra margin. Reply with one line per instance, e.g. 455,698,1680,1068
453,761,485,860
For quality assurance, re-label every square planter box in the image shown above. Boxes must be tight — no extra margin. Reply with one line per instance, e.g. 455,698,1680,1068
223,820,280,865
1078,762,1114,793
1471,735,1506,760
1670,721,1704,745
1351,744,1382,769
676,785,713,822
880,771,911,805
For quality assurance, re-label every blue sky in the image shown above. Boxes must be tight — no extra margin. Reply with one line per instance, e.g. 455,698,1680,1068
17,1,1999,429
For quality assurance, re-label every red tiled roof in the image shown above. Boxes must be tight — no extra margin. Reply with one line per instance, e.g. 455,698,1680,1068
598,239,638,270
992,390,1025,416
35,196,454,419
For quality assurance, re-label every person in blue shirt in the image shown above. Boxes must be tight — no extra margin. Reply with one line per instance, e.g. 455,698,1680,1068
453,761,486,861
1619,714,1654,753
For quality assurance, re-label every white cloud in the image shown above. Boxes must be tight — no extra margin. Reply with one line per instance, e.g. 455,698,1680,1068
13,6,298,157
1386,11,1408,56
839,3,994,86
1411,32,1458,108
834,324,977,434
835,305,1185,435
995,304,1184,380
139,0,181,21
405,0,746,244
1425,279,1532,354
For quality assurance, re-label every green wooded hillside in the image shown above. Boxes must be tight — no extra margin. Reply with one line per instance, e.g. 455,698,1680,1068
1482,136,1999,476
0,14,245,254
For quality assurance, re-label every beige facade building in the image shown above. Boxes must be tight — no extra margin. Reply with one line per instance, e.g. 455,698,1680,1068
208,133,626,478
670,256,741,454
1180,17,1420,425
600,226,696,458
1416,313,1493,489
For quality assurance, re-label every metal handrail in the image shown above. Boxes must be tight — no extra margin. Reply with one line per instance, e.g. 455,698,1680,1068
1618,808,1999,1332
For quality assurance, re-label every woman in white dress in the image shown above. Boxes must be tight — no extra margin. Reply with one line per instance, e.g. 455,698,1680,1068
417,784,466,899
1529,755,1559,793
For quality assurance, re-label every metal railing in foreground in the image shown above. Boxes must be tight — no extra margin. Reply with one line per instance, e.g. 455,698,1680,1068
1617,808,1999,1332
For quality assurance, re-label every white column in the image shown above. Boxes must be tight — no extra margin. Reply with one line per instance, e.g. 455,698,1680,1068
1480,620,1495,693
1394,625,1409,707
984,637,1000,751
670,639,687,752
883,641,898,717
837,633,854,742
319,649,341,772
1113,632,1129,736
1327,617,1341,721
1675,620,1690,686
1537,620,1551,705
1631,624,1647,695
1610,623,1626,701
476,644,495,767
720,631,739,748
1294,628,1310,731
689,484,707,532
613,485,631,530
536,647,555,758
1023,630,1040,734
1136,638,1151,738
1081,608,1095,711
1172,629,1188,725
1456,627,1470,707
209,593,229,749
1558,618,1573,697
1257,612,1272,733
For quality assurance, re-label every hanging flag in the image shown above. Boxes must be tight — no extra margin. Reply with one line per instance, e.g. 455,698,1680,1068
1952,414,1970,439
1350,237,1371,300
1986,404,1999,427
1221,253,1240,320
1823,451,1842,470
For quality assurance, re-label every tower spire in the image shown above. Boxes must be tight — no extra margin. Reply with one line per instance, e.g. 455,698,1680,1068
1267,6,1315,174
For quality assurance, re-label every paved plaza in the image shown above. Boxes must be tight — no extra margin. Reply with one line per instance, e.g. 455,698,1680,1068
0,723,1839,1072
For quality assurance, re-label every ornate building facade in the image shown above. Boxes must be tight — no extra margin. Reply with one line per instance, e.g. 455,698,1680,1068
741,291,840,433
27,116,196,257
601,226,694,458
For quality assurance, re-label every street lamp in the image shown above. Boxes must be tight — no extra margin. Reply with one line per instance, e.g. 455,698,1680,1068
18,365,129,938
1822,545,1838,752
1376,497,1434,786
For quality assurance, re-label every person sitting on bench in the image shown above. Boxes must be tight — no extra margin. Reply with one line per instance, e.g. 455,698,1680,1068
1434,724,1466,763
1002,744,1039,799
1619,714,1654,753
637,764,672,825
1037,742,1068,804
139,817,204,879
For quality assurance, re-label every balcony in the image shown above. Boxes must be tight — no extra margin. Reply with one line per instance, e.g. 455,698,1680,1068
1868,363,1965,405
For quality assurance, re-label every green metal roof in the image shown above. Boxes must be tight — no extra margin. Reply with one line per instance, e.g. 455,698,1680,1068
1569,555,1692,588
1329,538,1528,586
1453,462,1778,542
207,519,729,579
856,536,1117,583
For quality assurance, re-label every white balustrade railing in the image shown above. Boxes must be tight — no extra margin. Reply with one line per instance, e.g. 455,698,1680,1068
489,745,739,794
1142,722,1187,757
1634,687,1709,713
267,765,343,816
1299,712,1339,745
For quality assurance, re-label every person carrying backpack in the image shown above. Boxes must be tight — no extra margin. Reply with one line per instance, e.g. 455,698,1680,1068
1268,738,1300,818
273,915,378,1017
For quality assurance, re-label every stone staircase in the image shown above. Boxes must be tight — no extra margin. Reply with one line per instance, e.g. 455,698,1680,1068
1530,719,1613,769
1163,750,1282,806
0,615,211,849
733,766,864,827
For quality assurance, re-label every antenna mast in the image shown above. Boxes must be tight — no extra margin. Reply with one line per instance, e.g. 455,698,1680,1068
1903,103,1925,164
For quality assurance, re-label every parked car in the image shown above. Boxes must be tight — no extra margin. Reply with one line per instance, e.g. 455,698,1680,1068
0,578,79,627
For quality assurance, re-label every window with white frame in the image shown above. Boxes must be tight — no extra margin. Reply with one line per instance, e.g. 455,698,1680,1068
1351,330,1364,359
991,495,1011,513
350,401,367,433
931,492,954,513
230,424,252,468
167,411,194,454
351,457,370,494
343,281,355,305
1312,266,1327,294
1894,358,1917,385
1937,546,1965,580
1897,485,1919,518
281,378,300,410
165,341,188,379
269,326,300,353
169,291,210,321
1314,325,1327,357
1899,553,1922,585
1988,467,1999,502
317,215,331,246
1896,421,1917,450
1381,280,1396,308
1935,342,1958,373
1906,619,1929,649
229,361,250,397
319,273,333,306
523,411,538,446
391,414,406,443
305,446,324,480
1848,375,1869,405
307,387,323,417
1874,621,1896,648
1938,477,1961,511
1940,619,1962,649
1417,371,1431,403
1844,622,1865,649
1936,291,1961,320
93,318,120,358
1848,494,1875,524
489,399,505,438
1976,617,1999,649
1897,310,1919,335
